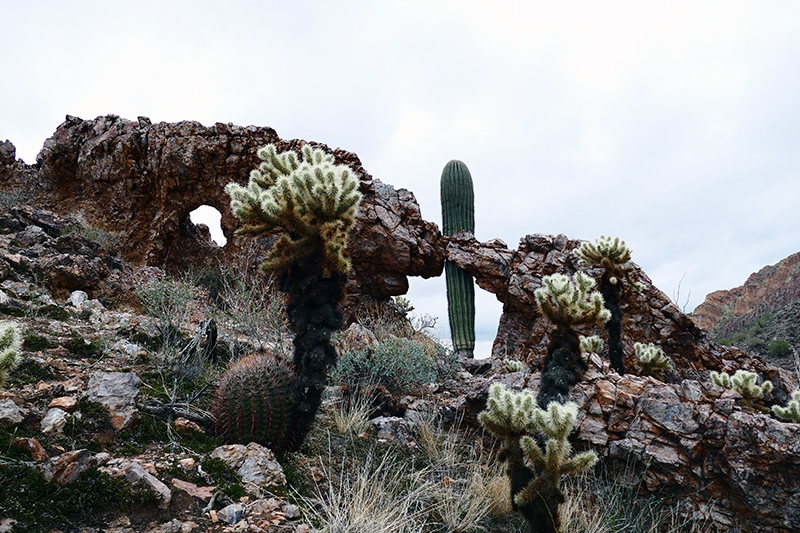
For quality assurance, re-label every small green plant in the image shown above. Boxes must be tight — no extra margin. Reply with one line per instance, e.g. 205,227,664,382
0,187,29,211
772,390,800,422
212,353,299,453
634,342,673,377
711,369,774,411
332,337,442,393
575,235,642,376
535,272,610,408
136,276,199,376
579,335,604,355
441,159,476,358
504,358,524,373
478,383,598,533
0,321,22,387
767,339,792,358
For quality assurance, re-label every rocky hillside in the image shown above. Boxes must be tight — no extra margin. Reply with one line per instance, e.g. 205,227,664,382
1,115,799,532
692,252,800,362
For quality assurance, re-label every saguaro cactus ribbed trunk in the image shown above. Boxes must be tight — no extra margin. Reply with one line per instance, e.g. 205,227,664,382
440,160,475,357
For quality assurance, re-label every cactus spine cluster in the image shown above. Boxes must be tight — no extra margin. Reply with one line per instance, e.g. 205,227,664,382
579,335,604,355
535,272,610,408
712,370,774,411
575,235,642,375
225,143,362,450
0,322,21,388
479,383,598,533
225,143,362,275
772,390,800,422
440,160,475,357
213,354,298,452
634,342,673,377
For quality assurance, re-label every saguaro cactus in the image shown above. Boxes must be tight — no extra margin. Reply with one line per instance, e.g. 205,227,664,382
440,160,475,357
226,143,362,449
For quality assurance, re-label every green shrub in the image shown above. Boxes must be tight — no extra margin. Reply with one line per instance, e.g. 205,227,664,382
731,332,747,344
745,337,765,350
767,339,791,358
332,338,442,393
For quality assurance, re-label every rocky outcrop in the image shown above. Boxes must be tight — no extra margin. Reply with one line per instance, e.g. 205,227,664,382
446,233,790,382
456,355,800,533
1,115,443,303
693,251,800,337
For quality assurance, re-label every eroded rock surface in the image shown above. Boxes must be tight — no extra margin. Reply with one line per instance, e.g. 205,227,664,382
446,232,794,392
1,115,443,303
457,355,800,533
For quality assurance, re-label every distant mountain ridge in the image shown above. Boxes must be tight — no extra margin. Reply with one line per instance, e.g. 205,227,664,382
692,251,800,347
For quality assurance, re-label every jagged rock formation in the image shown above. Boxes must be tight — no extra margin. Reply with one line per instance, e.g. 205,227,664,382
0,115,444,305
458,354,800,533
693,251,800,338
445,232,794,389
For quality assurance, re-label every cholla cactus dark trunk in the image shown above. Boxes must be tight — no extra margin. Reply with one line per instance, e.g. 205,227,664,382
537,327,586,409
502,441,563,533
599,272,625,375
280,252,345,449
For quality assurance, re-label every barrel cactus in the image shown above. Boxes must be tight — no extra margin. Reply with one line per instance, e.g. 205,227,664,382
440,160,475,357
213,354,298,453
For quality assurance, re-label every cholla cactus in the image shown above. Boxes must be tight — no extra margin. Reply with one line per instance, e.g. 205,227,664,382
579,335,604,355
225,143,362,275
479,384,598,533
535,273,610,409
574,235,642,376
0,322,22,388
504,359,524,373
535,272,610,330
634,342,673,377
574,235,643,290
712,370,774,410
772,390,800,422
225,143,362,451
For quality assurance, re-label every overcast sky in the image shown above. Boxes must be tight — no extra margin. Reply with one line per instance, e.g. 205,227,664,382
3,1,800,357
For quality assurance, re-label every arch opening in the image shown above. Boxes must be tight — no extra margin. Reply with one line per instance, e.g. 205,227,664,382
189,205,227,246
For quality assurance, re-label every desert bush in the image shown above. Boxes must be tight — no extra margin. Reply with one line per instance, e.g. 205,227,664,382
331,337,446,393
207,264,291,359
767,339,791,358
136,275,196,373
